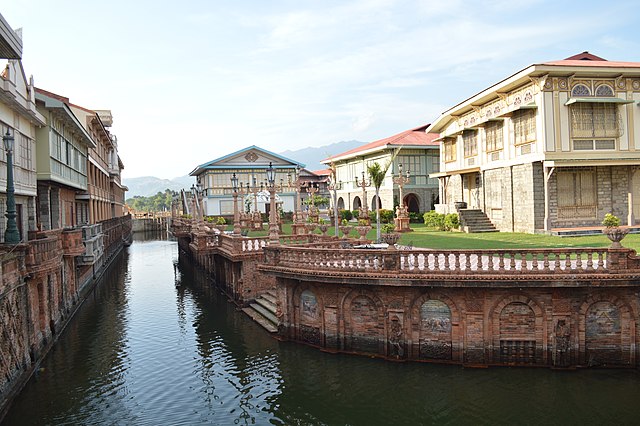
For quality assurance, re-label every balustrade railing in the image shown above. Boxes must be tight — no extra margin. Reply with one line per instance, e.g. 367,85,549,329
262,246,639,276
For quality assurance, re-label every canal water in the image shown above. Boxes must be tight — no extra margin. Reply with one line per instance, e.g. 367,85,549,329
3,237,640,425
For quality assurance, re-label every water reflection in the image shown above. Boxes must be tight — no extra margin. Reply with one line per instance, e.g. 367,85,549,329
4,238,640,425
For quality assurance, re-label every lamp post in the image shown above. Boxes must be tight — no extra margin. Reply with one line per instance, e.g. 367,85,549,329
231,172,241,235
393,163,411,232
3,129,19,244
327,163,342,237
288,166,306,235
354,170,372,225
266,162,279,244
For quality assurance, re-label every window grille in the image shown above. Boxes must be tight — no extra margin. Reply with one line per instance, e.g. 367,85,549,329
485,121,503,152
513,109,536,145
571,84,591,97
463,131,477,158
595,84,614,97
557,170,597,219
570,103,621,139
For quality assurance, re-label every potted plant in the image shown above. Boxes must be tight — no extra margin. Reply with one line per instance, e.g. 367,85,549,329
317,218,329,236
215,216,227,232
339,218,352,239
602,213,628,248
355,218,372,240
379,223,400,246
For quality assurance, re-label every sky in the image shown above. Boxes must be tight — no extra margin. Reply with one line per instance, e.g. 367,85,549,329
2,0,639,179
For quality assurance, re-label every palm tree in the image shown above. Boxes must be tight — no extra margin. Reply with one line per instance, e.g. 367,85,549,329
367,149,400,241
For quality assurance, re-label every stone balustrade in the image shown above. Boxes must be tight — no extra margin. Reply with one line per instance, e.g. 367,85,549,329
261,246,640,278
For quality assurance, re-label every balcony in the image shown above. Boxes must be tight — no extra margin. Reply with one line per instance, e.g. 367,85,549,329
78,224,104,265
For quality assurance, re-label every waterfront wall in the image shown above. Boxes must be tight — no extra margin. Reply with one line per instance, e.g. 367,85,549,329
0,215,132,420
260,245,640,368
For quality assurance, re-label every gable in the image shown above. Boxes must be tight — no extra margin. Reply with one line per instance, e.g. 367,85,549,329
191,145,305,176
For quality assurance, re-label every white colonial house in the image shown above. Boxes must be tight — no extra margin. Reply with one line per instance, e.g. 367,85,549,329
322,125,440,214
429,52,640,233
0,17,46,242
190,145,312,217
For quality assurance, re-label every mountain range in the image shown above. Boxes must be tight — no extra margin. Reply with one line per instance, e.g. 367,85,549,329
123,140,363,198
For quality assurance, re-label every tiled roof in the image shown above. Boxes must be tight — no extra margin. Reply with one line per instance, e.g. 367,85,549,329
542,51,640,68
324,124,438,162
312,168,332,176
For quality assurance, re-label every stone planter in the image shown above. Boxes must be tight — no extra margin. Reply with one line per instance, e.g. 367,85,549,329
305,223,317,234
215,224,228,233
355,225,372,240
603,226,629,248
318,224,329,236
380,232,401,246
339,225,352,239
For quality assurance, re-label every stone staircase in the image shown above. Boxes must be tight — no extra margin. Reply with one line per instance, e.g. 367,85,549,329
458,209,498,233
242,289,278,333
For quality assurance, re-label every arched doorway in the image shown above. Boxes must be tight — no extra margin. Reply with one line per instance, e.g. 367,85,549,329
499,302,536,364
353,196,362,210
404,193,420,213
371,195,381,210
337,197,345,210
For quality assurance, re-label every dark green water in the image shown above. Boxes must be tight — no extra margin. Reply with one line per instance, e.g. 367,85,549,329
3,238,640,425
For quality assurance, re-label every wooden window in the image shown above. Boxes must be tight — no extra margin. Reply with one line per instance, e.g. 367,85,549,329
570,103,620,139
557,170,596,219
513,109,536,145
463,131,477,157
444,139,456,162
485,121,503,152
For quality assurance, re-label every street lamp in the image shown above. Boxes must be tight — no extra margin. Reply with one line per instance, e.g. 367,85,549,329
231,172,241,235
288,165,306,235
354,170,372,225
393,163,411,232
266,162,279,244
3,129,19,244
327,163,342,237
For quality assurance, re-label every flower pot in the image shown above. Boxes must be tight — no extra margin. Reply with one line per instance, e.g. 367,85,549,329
318,224,329,236
603,226,629,248
339,225,352,239
380,232,400,246
355,225,372,240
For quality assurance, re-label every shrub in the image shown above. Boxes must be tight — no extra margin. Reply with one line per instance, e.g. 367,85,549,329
216,216,226,225
409,212,421,223
380,209,394,224
444,213,460,231
602,213,621,227
352,210,360,219
423,211,444,229
340,209,353,221
381,223,396,233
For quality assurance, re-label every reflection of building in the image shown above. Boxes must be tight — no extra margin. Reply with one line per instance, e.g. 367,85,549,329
322,125,440,213
190,145,312,216
429,52,640,233
35,89,95,228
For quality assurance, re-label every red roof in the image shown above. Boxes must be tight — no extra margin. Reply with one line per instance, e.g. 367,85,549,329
312,168,332,176
324,124,438,162
543,51,640,68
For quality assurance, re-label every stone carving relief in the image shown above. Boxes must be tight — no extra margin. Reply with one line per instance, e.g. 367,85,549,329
586,301,623,366
419,300,452,360
553,319,571,367
244,151,259,162
300,289,318,320
388,314,404,357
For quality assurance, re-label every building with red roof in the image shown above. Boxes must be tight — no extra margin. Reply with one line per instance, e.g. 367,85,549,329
428,52,640,234
321,124,440,214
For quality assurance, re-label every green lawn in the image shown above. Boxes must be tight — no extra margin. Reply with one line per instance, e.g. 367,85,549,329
238,222,639,252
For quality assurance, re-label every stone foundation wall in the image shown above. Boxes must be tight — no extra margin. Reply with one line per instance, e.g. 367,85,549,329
279,281,639,368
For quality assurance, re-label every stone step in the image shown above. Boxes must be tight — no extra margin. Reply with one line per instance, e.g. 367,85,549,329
249,302,279,325
242,307,278,333
261,291,277,305
255,296,276,312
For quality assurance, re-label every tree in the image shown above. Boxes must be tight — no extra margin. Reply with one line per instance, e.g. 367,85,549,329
367,149,400,241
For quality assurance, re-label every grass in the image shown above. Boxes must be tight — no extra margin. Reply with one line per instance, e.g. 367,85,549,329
237,221,640,252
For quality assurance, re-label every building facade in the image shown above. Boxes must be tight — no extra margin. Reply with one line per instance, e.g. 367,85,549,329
322,125,440,214
429,52,640,233
190,145,311,217
35,89,95,229
69,106,126,222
